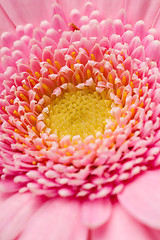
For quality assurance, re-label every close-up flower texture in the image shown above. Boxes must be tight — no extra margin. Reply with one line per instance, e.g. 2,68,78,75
1,0,160,239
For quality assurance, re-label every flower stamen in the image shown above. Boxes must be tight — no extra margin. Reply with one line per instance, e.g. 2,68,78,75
43,87,114,140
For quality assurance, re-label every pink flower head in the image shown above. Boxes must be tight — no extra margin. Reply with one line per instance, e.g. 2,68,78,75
0,0,160,239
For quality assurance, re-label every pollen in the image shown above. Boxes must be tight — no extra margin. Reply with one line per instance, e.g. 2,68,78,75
135,71,139,76
130,81,134,89
43,87,114,139
122,76,127,86
23,84,29,91
35,72,41,78
116,89,122,99
111,125,116,132
97,75,102,81
60,76,66,83
108,73,114,84
20,94,29,103
36,145,42,151
109,60,113,66
139,102,144,108
75,73,81,82
24,105,30,112
14,129,21,134
122,90,127,105
35,94,40,101
71,52,76,59
66,152,72,156
139,89,143,97
100,66,104,73
55,61,61,71
91,54,96,61
31,127,39,135
131,108,135,118
29,78,36,86
87,69,91,78
35,105,43,113
48,68,54,74
63,144,68,148
42,83,52,95
30,115,37,123
71,64,74,71
13,110,19,117
46,59,52,65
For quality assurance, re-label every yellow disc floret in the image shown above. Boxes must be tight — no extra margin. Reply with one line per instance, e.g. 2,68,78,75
44,87,113,139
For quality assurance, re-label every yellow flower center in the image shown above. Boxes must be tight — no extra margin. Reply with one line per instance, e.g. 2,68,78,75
44,87,114,139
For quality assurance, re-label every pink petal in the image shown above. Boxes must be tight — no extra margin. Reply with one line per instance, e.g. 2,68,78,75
148,229,160,240
52,15,67,32
81,198,112,229
1,0,53,26
57,0,86,20
0,193,40,240
0,180,19,193
0,5,15,35
146,40,160,62
145,1,160,29
125,0,158,26
20,198,88,240
118,169,160,230
91,0,125,20
133,20,146,40
131,46,145,61
92,203,154,240
90,44,103,61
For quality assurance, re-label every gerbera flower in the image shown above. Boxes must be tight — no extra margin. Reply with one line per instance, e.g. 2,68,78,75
0,0,160,239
